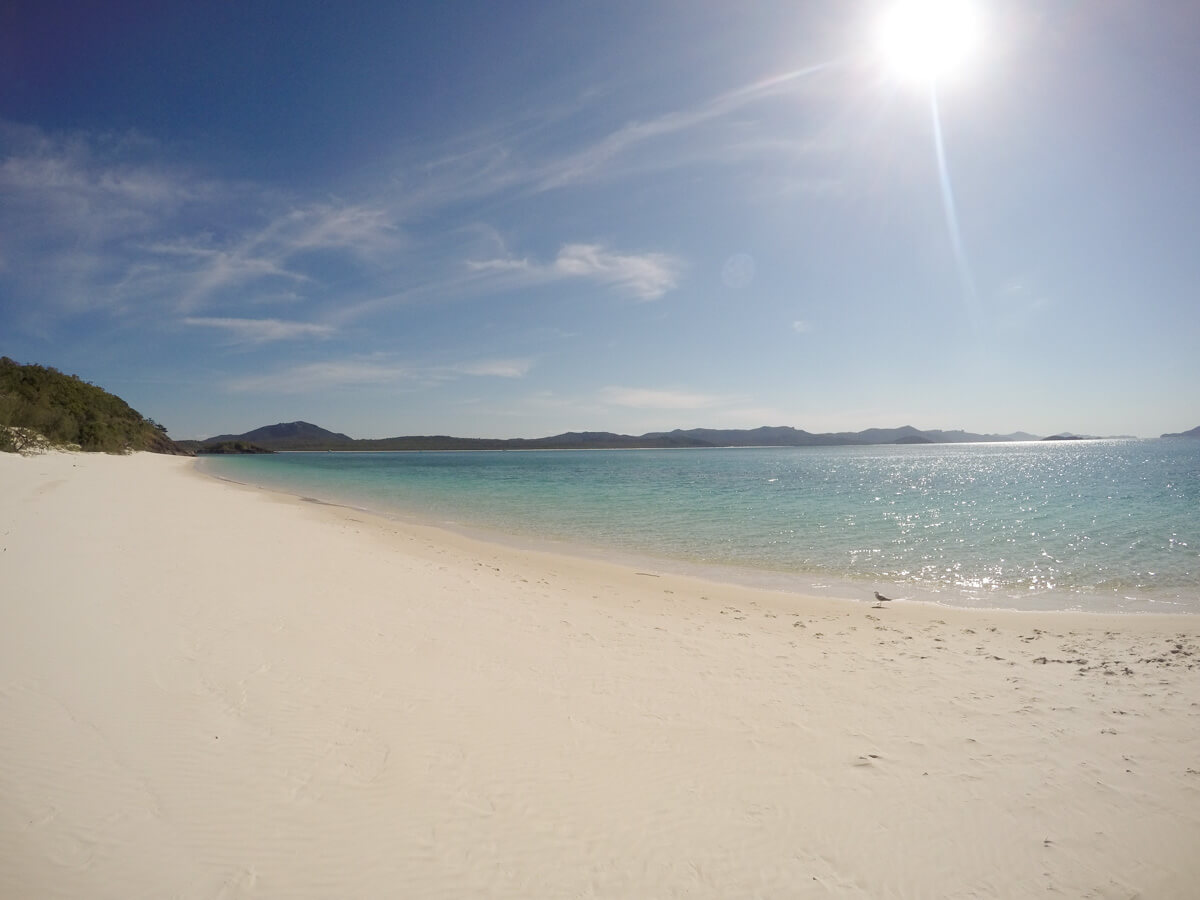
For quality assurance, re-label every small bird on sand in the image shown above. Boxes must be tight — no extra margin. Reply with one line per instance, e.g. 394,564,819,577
872,591,894,609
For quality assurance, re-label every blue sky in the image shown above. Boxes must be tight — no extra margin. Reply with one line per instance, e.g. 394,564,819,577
2,1,1197,439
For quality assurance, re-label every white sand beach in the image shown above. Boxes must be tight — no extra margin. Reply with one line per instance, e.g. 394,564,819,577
1,451,1198,898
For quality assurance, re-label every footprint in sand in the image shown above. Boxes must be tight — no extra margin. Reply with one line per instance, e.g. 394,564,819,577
214,866,259,900
291,725,391,801
45,832,97,870
332,729,391,785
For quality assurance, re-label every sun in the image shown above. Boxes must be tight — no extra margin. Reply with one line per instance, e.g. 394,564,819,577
875,0,982,85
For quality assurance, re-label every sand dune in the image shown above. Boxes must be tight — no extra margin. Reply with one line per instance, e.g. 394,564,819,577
1,451,1198,898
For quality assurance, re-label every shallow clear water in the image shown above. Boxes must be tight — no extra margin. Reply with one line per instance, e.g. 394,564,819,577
201,440,1200,613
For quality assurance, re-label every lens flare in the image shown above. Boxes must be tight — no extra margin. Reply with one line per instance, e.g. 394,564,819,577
876,0,981,85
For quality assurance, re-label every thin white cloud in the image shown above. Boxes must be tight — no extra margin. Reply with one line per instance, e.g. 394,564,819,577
0,125,405,320
285,203,399,255
468,257,531,275
469,243,682,301
353,67,833,226
228,355,533,393
555,244,681,299
0,126,216,316
183,316,335,343
3,62,827,333
145,201,401,310
792,319,813,333
153,241,310,309
599,387,727,410
0,132,207,214
536,65,833,191
450,358,533,378
227,361,415,393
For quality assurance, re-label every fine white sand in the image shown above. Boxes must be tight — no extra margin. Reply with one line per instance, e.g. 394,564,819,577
1,451,1198,898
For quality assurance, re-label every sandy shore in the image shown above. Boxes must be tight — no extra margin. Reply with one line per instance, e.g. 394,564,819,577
1,451,1198,898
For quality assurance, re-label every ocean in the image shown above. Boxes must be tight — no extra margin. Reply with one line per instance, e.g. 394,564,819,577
199,439,1200,614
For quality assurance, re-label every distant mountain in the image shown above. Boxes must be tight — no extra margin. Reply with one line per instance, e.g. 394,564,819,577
922,428,1042,443
203,421,356,450
643,426,844,447
201,422,1051,452
1162,425,1200,438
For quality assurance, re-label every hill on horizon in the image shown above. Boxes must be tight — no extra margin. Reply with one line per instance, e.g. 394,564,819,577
0,357,189,455
195,421,1047,452
201,421,356,450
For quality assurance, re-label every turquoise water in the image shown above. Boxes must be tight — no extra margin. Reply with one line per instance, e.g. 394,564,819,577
201,440,1200,613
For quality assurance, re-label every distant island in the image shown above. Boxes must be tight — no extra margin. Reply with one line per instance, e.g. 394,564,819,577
1,357,1183,456
182,420,1052,453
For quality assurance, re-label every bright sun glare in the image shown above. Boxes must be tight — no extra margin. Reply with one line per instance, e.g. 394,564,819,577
876,0,981,85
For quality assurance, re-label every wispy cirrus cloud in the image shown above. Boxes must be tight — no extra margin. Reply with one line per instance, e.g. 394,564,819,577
449,358,534,378
534,65,834,191
226,360,415,393
469,243,682,301
0,124,216,316
3,63,831,337
354,66,836,228
227,356,534,393
0,125,209,215
282,203,400,255
1,60,832,332
0,124,404,322
182,316,335,343
150,239,311,310
598,386,729,409
142,201,402,311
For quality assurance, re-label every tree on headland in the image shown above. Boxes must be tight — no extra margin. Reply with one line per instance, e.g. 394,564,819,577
0,357,190,455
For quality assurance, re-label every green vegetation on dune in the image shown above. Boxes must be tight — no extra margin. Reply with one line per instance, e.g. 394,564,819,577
0,357,190,455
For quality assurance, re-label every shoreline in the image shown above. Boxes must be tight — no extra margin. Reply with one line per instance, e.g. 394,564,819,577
3,451,1198,897
196,454,1197,618
196,457,1195,627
